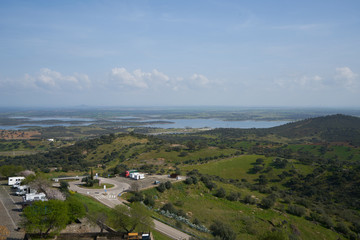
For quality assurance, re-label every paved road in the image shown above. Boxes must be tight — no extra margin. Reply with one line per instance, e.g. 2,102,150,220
68,177,131,197
0,183,25,240
69,177,190,240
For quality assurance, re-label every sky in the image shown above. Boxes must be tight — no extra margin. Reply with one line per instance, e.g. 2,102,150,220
0,0,359,108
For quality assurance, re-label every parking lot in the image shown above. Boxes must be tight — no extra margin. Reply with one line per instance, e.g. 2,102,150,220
0,181,25,240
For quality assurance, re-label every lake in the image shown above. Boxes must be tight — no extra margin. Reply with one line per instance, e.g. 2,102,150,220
137,119,289,129
0,117,289,130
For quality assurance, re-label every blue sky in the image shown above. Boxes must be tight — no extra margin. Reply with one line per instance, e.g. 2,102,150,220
0,0,359,107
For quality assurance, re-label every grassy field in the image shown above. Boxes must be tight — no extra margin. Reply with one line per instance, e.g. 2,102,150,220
141,181,344,240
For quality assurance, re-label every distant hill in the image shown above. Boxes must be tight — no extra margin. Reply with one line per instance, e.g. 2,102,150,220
268,114,360,144
206,114,360,145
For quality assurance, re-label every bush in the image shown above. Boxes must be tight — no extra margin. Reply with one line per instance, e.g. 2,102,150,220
210,220,236,240
165,181,172,189
143,195,155,207
214,187,226,198
260,197,275,209
244,195,256,204
161,203,177,215
336,222,349,234
157,183,166,193
287,204,306,217
184,178,193,185
129,192,144,203
226,192,241,201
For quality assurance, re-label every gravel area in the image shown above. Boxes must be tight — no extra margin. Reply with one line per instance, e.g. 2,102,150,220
112,174,186,191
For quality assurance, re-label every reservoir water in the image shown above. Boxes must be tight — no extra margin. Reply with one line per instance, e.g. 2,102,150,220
0,117,289,130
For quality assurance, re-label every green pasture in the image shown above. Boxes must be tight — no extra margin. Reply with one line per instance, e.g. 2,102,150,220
143,181,344,240
134,147,238,165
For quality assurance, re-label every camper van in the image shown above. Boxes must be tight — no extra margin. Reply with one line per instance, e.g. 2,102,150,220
23,192,47,202
8,176,25,186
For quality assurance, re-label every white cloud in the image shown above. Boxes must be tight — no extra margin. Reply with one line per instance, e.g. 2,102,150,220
275,74,324,90
190,73,210,86
110,68,172,89
109,67,213,91
27,68,91,91
111,68,149,89
0,68,91,93
335,67,358,89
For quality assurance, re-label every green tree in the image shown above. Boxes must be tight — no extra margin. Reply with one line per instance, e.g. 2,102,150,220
22,200,69,238
66,196,86,223
0,165,24,178
59,181,69,192
110,203,154,233
210,220,236,240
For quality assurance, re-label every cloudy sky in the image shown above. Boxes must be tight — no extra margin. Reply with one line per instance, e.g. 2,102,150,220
0,0,359,107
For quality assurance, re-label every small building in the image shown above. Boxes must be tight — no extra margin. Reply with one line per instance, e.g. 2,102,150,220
8,176,25,186
129,172,145,180
125,169,138,177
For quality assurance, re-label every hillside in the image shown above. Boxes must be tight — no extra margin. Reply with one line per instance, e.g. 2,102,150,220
204,114,360,146
269,114,360,143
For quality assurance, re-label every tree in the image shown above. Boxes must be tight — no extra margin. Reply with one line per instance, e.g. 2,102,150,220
210,220,236,240
110,203,154,233
165,181,172,189
260,196,275,209
157,183,166,193
22,200,69,238
226,192,241,201
59,181,69,192
66,196,86,222
287,204,306,217
214,187,226,198
0,165,24,178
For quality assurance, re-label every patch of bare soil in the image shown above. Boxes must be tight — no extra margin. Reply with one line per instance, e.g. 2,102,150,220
0,130,41,140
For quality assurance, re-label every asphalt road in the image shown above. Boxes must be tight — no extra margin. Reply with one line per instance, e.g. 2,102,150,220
0,183,25,240
69,177,190,240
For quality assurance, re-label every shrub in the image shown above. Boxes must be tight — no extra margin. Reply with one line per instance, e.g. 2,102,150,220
129,192,144,203
226,192,241,201
184,178,193,185
161,203,177,215
244,195,256,204
157,183,166,193
143,195,155,207
260,196,275,209
336,222,349,235
214,187,226,198
165,181,172,189
210,220,236,240
287,204,306,217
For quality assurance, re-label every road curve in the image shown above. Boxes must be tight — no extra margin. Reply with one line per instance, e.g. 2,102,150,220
69,177,190,240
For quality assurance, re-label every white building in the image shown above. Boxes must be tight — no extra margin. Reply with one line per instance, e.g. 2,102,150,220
129,172,145,180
